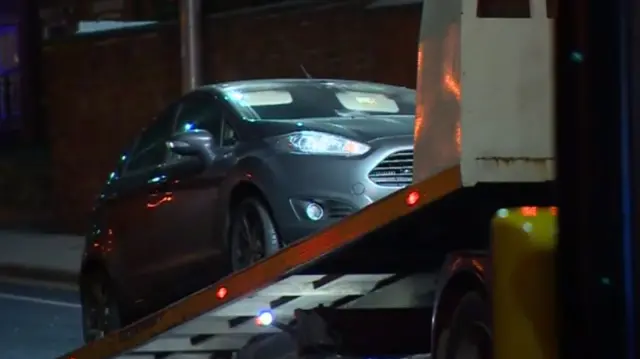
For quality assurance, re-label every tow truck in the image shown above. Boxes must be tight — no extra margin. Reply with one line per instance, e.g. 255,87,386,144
59,0,556,357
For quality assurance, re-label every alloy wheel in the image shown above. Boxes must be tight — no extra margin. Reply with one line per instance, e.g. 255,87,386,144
233,206,266,269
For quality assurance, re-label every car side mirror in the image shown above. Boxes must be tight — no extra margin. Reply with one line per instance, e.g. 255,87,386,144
166,129,216,164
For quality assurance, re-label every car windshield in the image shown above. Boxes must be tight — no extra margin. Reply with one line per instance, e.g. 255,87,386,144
221,81,416,120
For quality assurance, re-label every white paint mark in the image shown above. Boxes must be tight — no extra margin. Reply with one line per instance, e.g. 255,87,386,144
0,292,80,308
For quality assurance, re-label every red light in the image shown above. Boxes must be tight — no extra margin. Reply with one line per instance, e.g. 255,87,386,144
406,191,420,206
521,206,537,217
216,287,228,299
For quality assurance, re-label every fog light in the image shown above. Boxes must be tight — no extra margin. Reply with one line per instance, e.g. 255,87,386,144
305,202,324,221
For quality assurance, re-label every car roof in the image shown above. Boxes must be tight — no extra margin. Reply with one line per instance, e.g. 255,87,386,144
198,78,412,93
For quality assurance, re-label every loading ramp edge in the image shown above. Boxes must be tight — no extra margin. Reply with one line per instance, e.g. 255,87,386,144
59,167,462,359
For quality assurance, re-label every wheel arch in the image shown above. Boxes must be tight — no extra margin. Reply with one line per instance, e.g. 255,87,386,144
228,181,271,211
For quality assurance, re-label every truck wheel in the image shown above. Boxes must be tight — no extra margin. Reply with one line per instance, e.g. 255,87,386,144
229,197,281,271
435,328,450,359
442,292,492,359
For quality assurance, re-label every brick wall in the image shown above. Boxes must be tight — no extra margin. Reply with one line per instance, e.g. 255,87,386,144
0,148,53,230
41,3,421,233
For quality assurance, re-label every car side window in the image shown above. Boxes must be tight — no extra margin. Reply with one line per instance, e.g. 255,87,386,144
174,93,223,144
125,102,180,174
221,120,238,147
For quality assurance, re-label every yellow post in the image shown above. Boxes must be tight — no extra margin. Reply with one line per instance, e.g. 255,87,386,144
491,206,558,359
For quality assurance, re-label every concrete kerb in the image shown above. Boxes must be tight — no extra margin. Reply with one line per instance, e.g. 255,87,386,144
0,230,83,289
0,264,78,287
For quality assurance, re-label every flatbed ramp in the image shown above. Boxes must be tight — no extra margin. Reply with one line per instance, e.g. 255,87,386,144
59,168,461,359
108,274,401,358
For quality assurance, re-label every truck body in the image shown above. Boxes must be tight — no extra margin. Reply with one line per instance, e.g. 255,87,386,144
59,0,555,357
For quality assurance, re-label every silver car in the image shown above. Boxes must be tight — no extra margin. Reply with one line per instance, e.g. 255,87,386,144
80,78,415,341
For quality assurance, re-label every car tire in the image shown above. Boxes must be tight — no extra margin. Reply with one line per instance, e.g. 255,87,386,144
440,292,492,359
80,270,125,343
229,197,281,272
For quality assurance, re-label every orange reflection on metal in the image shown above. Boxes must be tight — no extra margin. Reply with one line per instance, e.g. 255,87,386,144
451,257,462,271
414,42,426,141
147,193,174,208
443,72,460,100
442,23,461,156
442,22,461,102
455,121,462,153
471,259,485,274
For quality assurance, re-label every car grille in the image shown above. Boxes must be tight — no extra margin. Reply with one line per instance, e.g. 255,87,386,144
368,150,414,187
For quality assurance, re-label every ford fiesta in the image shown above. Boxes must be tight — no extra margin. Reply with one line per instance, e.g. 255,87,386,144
80,79,415,341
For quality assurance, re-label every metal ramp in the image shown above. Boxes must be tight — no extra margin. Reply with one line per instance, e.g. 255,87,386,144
115,274,399,358
58,168,461,359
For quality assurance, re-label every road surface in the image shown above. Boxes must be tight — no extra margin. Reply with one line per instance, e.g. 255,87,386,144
0,279,82,359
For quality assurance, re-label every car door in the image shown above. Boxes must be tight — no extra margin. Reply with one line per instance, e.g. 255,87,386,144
153,92,238,299
114,102,180,312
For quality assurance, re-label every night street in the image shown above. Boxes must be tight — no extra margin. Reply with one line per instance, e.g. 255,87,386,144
0,0,634,357
0,280,81,359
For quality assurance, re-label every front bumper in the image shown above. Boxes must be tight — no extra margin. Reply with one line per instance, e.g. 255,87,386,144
259,136,412,244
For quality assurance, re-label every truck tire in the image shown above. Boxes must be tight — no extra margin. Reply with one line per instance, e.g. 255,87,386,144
441,292,492,359
435,328,450,359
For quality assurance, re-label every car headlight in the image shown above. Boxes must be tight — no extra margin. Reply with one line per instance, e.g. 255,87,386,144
270,131,370,156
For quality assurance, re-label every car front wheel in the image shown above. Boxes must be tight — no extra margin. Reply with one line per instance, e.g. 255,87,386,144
229,197,281,272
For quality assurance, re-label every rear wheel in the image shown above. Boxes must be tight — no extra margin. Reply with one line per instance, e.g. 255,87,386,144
80,271,124,343
229,197,281,271
440,292,492,359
